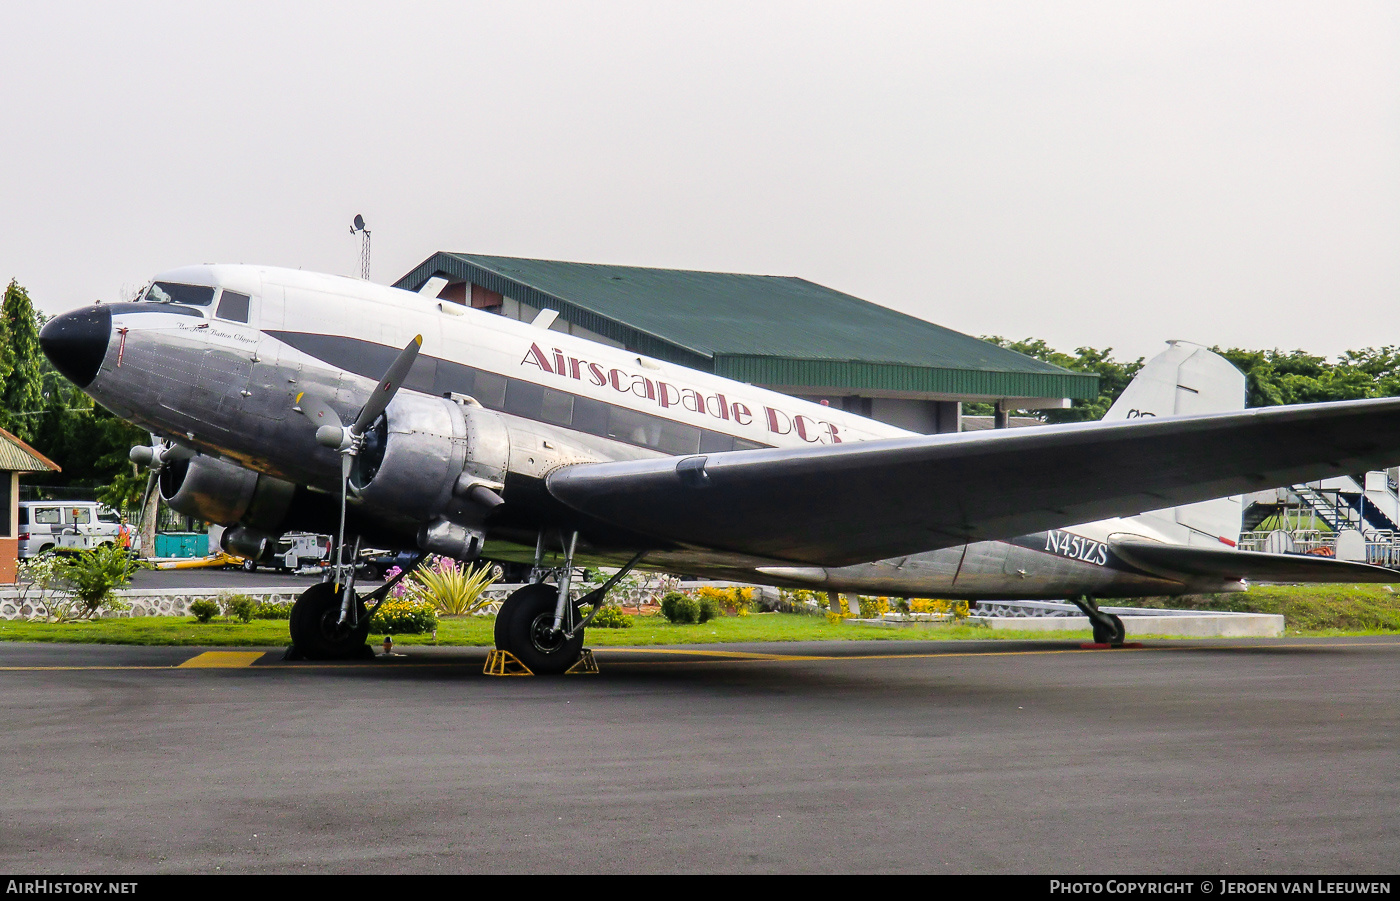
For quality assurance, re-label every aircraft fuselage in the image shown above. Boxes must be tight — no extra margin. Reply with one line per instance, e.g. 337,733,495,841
41,264,1234,600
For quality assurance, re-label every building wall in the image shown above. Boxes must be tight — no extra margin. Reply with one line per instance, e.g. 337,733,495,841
796,396,961,434
0,474,15,585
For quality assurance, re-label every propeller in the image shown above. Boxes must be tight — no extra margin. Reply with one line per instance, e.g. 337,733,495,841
128,437,194,556
294,335,423,606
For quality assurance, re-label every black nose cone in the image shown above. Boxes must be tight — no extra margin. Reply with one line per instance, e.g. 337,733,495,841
40,305,112,389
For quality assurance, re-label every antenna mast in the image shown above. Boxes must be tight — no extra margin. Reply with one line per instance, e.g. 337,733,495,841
350,214,371,280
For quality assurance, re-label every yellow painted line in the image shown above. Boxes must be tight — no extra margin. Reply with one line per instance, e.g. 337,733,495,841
177,651,265,668
596,640,1400,665
603,648,800,660
0,665,175,671
0,640,1391,672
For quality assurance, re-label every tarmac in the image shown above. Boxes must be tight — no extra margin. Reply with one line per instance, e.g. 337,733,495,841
0,636,1395,873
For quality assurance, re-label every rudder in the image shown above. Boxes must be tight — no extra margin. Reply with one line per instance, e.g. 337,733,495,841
1110,342,1248,547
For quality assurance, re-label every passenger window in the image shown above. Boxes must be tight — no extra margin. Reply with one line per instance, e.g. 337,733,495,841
572,397,608,436
608,407,655,447
18,507,28,526
700,431,737,453
504,380,544,419
433,362,475,399
656,420,701,456
540,388,574,426
474,372,507,409
34,508,61,525
69,508,91,525
216,291,251,323
98,511,120,524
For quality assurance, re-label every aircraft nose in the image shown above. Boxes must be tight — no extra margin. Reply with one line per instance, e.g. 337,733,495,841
40,305,113,389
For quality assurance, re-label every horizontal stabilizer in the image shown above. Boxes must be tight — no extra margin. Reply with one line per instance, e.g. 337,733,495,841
1111,539,1398,584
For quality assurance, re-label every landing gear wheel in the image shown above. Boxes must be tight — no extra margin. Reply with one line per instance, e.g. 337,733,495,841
289,581,370,659
494,583,585,675
241,559,257,573
1092,613,1126,645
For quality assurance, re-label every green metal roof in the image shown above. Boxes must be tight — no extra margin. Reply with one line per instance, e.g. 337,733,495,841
0,428,59,472
396,253,1099,400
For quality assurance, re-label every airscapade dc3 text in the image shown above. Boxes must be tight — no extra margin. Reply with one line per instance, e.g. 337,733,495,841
521,341,845,444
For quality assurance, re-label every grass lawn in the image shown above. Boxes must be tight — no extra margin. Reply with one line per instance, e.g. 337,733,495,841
1136,584,1400,634
0,612,1077,647
3,584,1397,647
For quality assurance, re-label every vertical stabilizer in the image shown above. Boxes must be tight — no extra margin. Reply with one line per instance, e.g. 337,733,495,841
1110,342,1248,547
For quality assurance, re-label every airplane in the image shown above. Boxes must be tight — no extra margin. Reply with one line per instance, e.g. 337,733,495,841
38,265,1400,670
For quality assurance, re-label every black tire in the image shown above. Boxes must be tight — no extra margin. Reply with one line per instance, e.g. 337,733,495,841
1092,613,1126,645
241,559,257,573
494,583,584,675
289,581,370,660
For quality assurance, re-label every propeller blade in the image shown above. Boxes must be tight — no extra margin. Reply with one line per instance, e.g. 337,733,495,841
161,442,195,466
352,335,422,434
334,452,352,591
135,470,158,532
294,391,344,428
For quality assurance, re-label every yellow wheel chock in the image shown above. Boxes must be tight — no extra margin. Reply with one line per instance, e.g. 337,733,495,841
483,649,533,676
483,648,599,676
565,649,599,675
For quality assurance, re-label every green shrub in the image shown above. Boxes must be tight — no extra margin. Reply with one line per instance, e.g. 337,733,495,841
697,594,721,623
369,598,437,634
252,601,291,620
590,604,633,629
858,596,891,618
225,594,257,624
660,591,699,624
189,600,219,623
403,557,497,615
58,544,140,618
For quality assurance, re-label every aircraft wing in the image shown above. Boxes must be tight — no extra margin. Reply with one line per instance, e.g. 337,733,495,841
546,396,1400,566
1110,540,1397,584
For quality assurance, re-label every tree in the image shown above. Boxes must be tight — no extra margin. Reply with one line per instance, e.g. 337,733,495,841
980,337,1143,423
0,281,45,441
1214,347,1389,408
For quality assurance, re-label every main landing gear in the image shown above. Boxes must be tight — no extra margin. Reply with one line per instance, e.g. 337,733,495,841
1069,594,1127,646
286,554,423,660
492,533,645,675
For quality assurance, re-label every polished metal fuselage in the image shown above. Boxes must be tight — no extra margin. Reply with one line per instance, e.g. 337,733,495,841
78,266,1217,601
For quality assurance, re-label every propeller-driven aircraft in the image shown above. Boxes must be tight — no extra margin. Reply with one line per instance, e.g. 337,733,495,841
39,265,1400,670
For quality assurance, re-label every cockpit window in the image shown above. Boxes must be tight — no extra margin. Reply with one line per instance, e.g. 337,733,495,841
216,291,251,323
146,282,216,306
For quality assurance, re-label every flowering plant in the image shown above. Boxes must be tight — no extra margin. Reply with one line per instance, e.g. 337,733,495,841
401,556,498,615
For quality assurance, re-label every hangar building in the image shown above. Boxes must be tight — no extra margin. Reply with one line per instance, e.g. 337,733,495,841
394,253,1098,434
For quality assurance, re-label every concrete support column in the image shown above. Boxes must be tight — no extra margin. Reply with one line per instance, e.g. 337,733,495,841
933,400,961,434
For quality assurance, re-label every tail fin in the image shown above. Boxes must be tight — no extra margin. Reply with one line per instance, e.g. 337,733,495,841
1109,341,1248,547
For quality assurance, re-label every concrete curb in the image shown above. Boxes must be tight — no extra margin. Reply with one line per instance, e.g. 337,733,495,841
854,612,1284,638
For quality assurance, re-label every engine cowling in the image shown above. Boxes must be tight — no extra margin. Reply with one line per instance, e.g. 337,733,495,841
159,454,296,532
350,393,512,558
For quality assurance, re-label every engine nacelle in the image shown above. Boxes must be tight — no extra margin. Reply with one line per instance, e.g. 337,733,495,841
159,454,296,531
350,393,512,558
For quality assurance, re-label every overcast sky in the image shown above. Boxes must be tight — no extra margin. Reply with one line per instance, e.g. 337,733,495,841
2,1,1395,363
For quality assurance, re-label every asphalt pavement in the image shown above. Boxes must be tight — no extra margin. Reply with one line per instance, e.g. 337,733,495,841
126,567,382,591
0,637,1395,874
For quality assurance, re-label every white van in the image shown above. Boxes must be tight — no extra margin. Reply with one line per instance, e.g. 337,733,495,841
18,501,127,558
